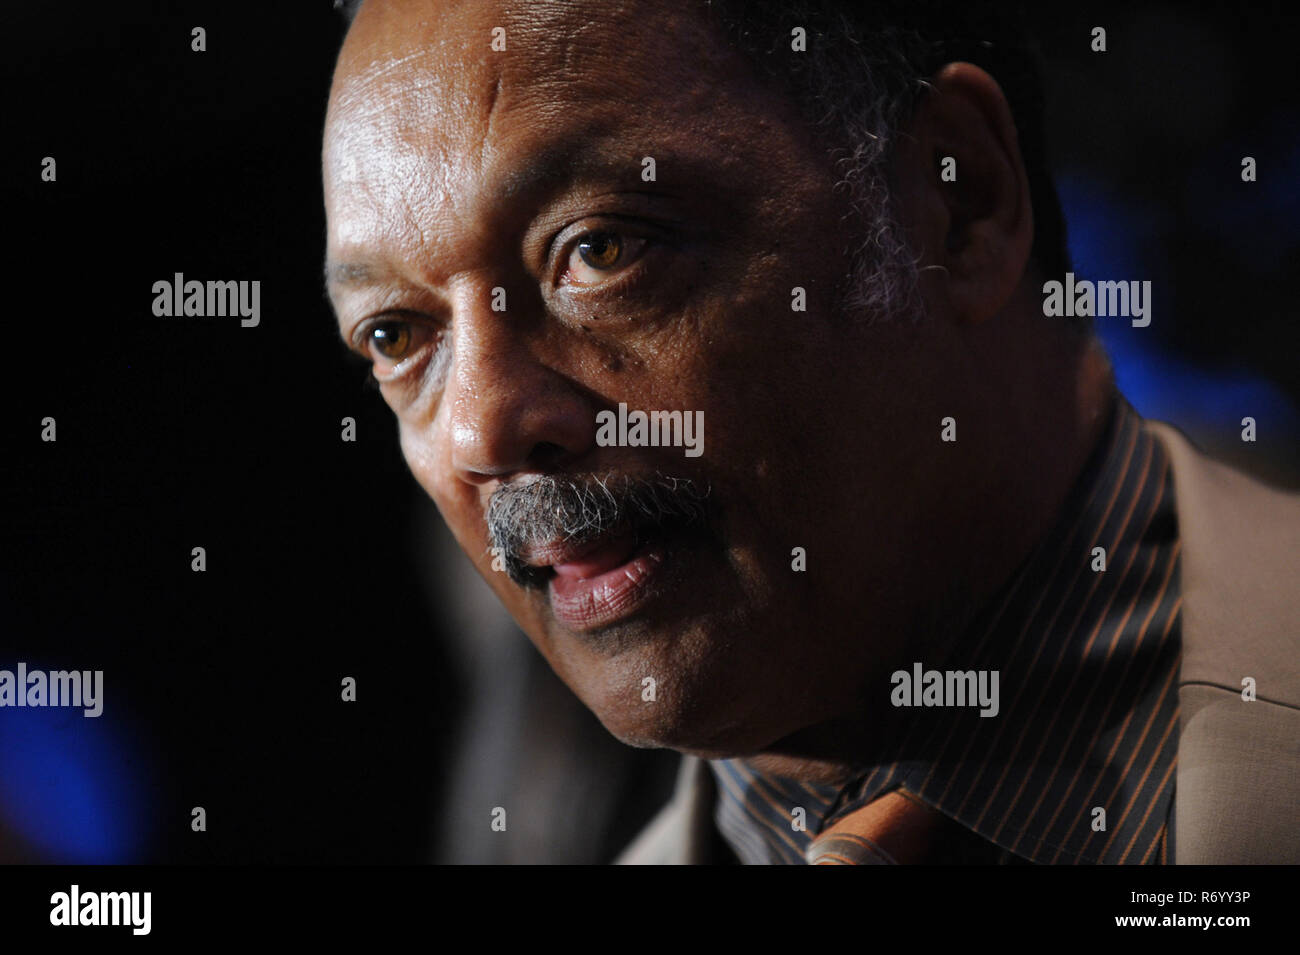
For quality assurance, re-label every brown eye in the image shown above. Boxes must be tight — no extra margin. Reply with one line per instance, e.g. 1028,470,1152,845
368,320,412,361
577,232,623,270
565,231,646,286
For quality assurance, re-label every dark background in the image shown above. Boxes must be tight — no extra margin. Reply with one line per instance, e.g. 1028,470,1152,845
1,1,1296,863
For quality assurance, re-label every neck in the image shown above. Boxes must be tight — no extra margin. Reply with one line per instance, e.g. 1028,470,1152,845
752,312,1117,785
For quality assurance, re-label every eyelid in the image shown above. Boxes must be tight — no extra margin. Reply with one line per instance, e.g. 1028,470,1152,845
548,218,665,286
352,312,440,382
351,310,424,350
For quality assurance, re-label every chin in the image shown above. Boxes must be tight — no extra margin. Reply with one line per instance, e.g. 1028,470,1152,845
590,686,790,759
547,588,802,755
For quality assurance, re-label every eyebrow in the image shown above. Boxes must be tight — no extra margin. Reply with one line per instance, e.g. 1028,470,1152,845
324,133,719,294
495,137,631,200
324,261,379,290
324,143,614,293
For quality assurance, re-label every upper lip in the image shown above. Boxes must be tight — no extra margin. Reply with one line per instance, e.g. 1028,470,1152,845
518,533,621,570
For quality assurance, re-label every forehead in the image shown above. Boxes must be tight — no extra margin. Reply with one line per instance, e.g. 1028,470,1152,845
323,0,814,280
329,0,749,147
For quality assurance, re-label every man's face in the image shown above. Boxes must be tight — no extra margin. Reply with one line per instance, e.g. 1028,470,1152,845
324,0,955,757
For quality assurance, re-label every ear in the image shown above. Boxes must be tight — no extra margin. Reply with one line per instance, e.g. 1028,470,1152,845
889,62,1034,326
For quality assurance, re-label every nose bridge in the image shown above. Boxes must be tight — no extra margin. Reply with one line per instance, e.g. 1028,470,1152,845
445,276,593,481
449,271,519,394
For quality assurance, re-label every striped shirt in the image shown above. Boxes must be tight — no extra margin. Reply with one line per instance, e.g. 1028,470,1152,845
710,399,1183,864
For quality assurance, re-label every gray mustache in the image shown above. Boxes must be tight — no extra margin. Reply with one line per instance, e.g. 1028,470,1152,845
486,473,712,587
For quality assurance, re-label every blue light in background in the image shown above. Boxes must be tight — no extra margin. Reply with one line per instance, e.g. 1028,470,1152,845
1055,172,1298,436
0,673,149,863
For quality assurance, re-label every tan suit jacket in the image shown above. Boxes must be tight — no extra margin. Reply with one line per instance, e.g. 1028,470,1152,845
618,421,1300,864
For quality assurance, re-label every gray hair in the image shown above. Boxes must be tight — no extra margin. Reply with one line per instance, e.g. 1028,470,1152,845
703,0,1076,326
486,473,712,587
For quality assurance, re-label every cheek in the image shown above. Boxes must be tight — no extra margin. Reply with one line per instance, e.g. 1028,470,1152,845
397,417,479,544
396,418,440,496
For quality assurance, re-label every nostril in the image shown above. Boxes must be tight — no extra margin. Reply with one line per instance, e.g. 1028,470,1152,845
529,441,570,472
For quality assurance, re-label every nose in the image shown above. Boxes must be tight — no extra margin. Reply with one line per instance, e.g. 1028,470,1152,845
445,279,595,484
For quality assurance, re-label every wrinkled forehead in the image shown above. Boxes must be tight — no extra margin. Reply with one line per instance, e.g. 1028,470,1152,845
323,0,773,229
330,0,735,116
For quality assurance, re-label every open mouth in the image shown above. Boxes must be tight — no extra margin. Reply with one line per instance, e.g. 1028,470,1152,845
522,527,671,632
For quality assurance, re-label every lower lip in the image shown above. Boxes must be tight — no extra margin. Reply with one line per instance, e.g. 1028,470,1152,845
547,537,668,632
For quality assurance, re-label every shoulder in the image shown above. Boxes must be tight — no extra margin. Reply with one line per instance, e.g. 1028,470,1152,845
1146,419,1300,707
1146,419,1300,863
